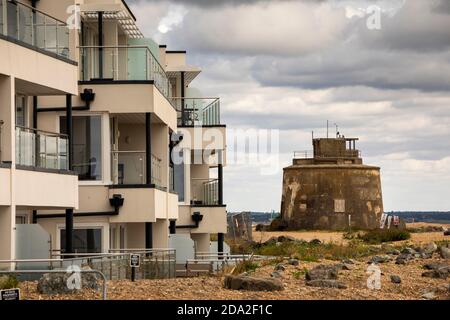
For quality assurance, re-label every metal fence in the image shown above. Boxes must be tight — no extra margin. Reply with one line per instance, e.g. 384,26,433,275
49,249,176,280
179,252,278,276
293,149,362,159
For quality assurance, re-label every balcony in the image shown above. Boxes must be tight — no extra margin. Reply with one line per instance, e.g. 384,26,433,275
0,0,70,59
14,126,78,208
111,151,163,188
79,46,171,98
15,126,69,171
171,97,221,126
191,178,219,206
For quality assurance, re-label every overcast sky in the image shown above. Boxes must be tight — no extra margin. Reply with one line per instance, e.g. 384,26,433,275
129,0,450,212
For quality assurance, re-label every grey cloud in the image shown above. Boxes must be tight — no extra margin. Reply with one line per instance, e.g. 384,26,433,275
128,0,309,8
250,48,450,92
356,0,450,52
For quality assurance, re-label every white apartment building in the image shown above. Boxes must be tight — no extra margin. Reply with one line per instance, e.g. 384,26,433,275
0,0,226,266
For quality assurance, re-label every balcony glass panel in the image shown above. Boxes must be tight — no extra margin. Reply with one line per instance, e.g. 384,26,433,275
0,1,3,34
1,1,70,59
15,126,69,170
111,151,163,188
191,178,219,206
80,46,170,97
171,98,221,126
44,15,57,54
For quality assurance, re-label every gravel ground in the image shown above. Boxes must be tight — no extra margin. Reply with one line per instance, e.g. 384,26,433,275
19,255,450,300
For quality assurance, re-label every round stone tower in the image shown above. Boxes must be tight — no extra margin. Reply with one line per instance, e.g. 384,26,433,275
280,137,383,230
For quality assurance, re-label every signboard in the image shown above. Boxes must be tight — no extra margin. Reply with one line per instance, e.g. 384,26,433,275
1,289,20,301
130,254,141,268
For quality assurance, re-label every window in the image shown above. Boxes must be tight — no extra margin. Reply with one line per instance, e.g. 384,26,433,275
174,150,185,201
334,199,346,213
15,95,27,127
60,116,102,180
16,215,28,224
60,228,102,253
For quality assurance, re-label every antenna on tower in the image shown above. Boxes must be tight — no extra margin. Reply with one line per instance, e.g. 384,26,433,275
326,120,329,138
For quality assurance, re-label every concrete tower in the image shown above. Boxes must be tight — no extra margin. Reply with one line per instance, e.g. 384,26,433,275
279,136,383,230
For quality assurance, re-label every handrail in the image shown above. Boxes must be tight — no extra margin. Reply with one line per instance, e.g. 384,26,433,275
111,150,145,153
12,0,68,25
171,97,220,100
293,150,362,159
15,125,68,138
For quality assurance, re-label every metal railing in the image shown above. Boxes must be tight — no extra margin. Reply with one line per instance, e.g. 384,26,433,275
171,97,221,126
79,45,171,98
191,178,218,205
15,126,69,170
0,0,70,58
293,149,362,159
48,249,176,280
181,253,279,275
111,150,162,187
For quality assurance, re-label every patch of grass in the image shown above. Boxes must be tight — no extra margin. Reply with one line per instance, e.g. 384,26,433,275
0,275,19,290
251,240,383,261
292,268,308,280
358,229,411,244
233,260,260,275
436,240,450,247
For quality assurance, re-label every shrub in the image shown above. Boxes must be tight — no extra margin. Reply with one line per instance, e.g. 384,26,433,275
0,275,19,290
358,229,411,244
233,260,259,275
252,240,383,261
292,268,308,279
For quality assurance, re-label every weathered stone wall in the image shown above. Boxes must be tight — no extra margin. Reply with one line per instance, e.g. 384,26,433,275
280,165,383,230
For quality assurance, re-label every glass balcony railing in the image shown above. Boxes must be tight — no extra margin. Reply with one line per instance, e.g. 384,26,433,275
171,97,221,126
111,150,163,187
79,46,171,98
15,126,69,170
0,0,70,58
191,178,219,206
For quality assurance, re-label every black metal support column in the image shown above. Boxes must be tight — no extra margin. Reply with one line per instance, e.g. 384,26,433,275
145,222,153,249
32,96,38,128
98,11,104,79
33,96,39,167
65,94,73,254
32,211,37,224
180,71,185,125
145,113,152,184
218,233,224,258
218,150,223,205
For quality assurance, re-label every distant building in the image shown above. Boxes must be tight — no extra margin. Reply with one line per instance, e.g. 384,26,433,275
280,136,383,230
227,212,253,241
